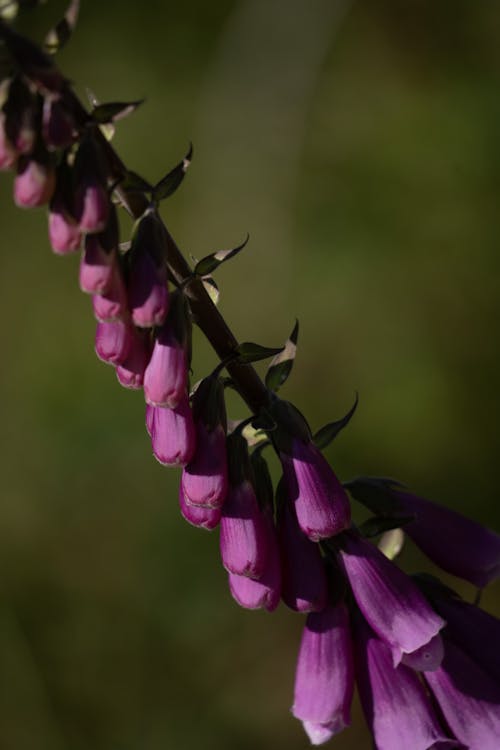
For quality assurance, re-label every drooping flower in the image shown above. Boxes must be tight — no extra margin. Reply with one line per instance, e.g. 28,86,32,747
73,133,109,233
48,195,81,254
0,111,17,170
219,433,268,579
3,76,38,155
424,639,500,750
79,206,119,294
92,262,128,322
345,477,500,589
280,437,350,541
338,531,445,670
228,505,281,611
42,95,74,150
292,603,354,745
179,483,221,530
14,155,55,207
150,397,196,467
143,291,189,407
116,328,152,389
94,319,133,366
355,615,461,750
181,376,228,509
128,208,169,328
276,481,328,613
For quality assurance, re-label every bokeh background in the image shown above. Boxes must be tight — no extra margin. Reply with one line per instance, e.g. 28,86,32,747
1,0,500,748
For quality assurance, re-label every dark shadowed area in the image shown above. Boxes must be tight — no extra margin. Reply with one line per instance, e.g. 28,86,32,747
0,1,499,748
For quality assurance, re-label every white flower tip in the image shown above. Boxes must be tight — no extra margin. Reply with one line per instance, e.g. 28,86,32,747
302,718,347,745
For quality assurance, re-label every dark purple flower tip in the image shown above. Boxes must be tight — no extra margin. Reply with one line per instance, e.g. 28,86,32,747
79,236,116,295
280,439,351,541
150,397,196,467
129,250,169,328
394,490,500,589
48,198,82,254
0,113,17,170
277,493,328,613
92,264,128,322
355,617,462,750
220,479,269,579
14,158,56,207
228,507,281,611
42,96,74,150
116,328,152,390
95,319,133,366
339,532,445,669
143,320,187,408
182,423,228,509
292,603,354,745
75,180,109,234
179,483,221,530
424,639,500,750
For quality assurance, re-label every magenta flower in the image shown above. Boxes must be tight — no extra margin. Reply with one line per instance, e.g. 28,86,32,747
292,603,354,745
116,328,152,389
0,113,17,170
75,180,109,234
220,479,268,579
143,317,187,408
228,506,281,611
42,96,74,150
150,397,196,467
424,639,500,750
14,157,55,207
277,487,328,613
179,483,221,530
182,423,228,509
92,264,128,322
95,320,133,366
79,236,116,295
394,489,500,589
339,532,445,669
48,197,81,254
355,617,460,750
280,438,350,541
128,209,170,328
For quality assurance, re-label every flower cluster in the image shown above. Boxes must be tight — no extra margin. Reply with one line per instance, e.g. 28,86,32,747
1,11,500,749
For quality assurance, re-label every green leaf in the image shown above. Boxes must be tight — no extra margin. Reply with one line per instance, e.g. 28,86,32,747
152,143,193,201
378,528,405,560
202,276,220,306
313,393,358,450
92,99,143,124
235,342,284,365
194,233,249,277
358,514,415,539
44,0,79,54
121,170,153,194
265,319,299,392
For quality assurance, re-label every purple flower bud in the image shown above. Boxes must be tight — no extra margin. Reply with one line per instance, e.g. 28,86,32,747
424,639,500,750
277,491,328,613
3,77,37,155
339,532,445,669
220,479,268,579
92,264,128,322
150,397,196,466
129,248,169,328
393,490,500,589
144,319,187,408
228,506,281,611
280,439,350,541
79,236,116,295
75,179,109,234
0,113,17,170
95,319,133,366
14,157,56,208
292,604,354,745
179,483,221,531
128,209,170,328
355,618,460,750
116,328,152,389
182,423,228,509
42,96,74,150
48,197,82,254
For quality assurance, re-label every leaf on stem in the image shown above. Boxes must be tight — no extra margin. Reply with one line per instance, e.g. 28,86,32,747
44,0,80,54
235,342,284,365
152,142,193,202
92,99,144,125
313,392,358,450
194,233,249,277
265,319,299,392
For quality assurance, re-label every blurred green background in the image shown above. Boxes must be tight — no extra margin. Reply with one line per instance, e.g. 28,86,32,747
1,0,500,748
